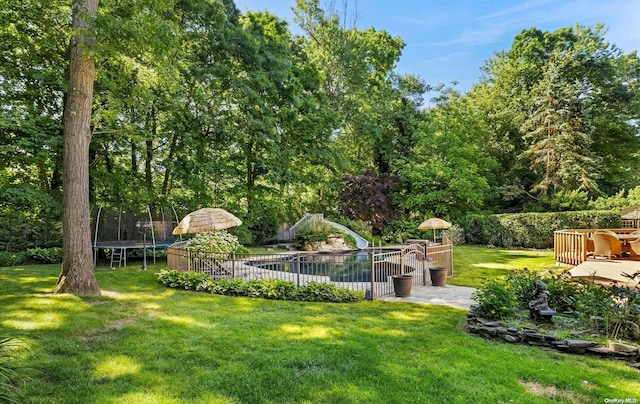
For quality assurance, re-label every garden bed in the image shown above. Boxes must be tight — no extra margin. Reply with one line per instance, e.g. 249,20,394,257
466,311,640,370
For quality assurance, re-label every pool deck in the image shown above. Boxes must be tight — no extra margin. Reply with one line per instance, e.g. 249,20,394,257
380,284,476,310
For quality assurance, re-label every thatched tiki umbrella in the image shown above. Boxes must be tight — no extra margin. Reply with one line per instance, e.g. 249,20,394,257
172,208,242,235
418,217,451,242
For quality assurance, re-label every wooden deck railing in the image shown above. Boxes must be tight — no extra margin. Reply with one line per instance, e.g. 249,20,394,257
554,230,589,266
554,228,638,266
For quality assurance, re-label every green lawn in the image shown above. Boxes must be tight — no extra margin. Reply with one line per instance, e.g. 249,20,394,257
451,245,558,288
1,252,638,403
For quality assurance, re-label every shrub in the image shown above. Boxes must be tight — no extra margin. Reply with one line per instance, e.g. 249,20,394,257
460,210,620,248
155,270,364,303
0,252,28,268
178,271,211,290
443,225,465,245
293,219,334,250
334,229,357,249
293,228,330,249
0,184,62,251
541,272,581,313
243,204,281,245
475,268,639,342
156,269,182,288
505,269,540,310
0,333,24,404
232,225,255,247
505,269,580,313
471,279,517,320
209,277,246,296
574,281,640,341
381,218,423,244
295,281,364,303
186,230,241,254
26,247,63,264
243,279,297,300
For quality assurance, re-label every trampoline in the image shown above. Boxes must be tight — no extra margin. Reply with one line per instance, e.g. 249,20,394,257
92,206,180,267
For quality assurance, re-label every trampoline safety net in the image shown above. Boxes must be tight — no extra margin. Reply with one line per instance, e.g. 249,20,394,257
92,206,181,266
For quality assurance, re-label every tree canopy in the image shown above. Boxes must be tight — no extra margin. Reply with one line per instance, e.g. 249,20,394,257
0,1,639,256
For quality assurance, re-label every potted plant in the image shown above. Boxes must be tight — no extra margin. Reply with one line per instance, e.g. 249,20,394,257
429,262,447,287
392,273,413,297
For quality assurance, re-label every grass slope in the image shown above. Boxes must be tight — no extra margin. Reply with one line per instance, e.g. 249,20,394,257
451,246,557,288
0,260,638,403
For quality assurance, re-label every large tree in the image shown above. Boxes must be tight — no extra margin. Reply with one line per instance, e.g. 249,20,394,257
472,24,640,209
521,58,598,196
398,88,497,220
293,0,407,174
55,0,100,294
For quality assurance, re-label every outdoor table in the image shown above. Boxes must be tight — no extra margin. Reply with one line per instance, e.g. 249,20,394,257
614,233,640,253
615,234,639,240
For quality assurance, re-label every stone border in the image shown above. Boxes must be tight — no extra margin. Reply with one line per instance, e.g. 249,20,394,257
466,312,640,370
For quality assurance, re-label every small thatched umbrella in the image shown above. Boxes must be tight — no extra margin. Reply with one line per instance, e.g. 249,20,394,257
172,208,242,235
418,217,451,242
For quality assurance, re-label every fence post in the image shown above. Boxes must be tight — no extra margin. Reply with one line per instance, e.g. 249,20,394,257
422,245,428,286
231,252,235,278
296,253,301,287
370,249,375,300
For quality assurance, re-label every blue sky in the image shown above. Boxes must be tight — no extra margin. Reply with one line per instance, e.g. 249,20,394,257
233,0,639,94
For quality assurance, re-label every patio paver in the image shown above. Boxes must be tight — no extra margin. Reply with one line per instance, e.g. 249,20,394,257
381,284,475,310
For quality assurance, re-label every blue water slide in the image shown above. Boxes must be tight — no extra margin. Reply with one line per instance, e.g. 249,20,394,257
324,221,369,250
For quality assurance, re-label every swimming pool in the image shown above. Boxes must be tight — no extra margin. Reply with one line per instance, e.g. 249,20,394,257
249,249,405,282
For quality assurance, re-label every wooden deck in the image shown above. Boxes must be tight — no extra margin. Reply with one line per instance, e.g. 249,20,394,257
569,257,640,286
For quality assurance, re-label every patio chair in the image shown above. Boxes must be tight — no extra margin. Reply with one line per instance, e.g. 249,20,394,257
628,238,640,257
590,232,623,260
586,238,594,256
594,229,618,236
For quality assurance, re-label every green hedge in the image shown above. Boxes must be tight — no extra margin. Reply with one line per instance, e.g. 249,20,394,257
0,247,63,267
156,270,365,303
460,210,620,248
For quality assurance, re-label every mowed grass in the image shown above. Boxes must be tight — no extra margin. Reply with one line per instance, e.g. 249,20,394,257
451,245,558,288
1,258,638,403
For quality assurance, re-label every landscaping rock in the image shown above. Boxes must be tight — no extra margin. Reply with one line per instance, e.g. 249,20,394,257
566,340,599,349
527,340,549,347
587,347,617,357
610,342,638,354
479,319,504,327
479,326,499,337
465,312,640,368
501,334,520,343
496,327,509,336
523,331,546,342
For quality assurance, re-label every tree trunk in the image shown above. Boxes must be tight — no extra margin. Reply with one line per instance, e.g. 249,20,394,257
55,0,100,295
145,105,155,192
245,140,256,212
131,140,138,176
161,130,179,197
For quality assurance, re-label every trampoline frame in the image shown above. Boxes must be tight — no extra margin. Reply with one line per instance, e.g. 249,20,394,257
92,206,180,267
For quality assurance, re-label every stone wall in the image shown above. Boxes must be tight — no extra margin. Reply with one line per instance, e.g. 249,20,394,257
466,311,640,370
